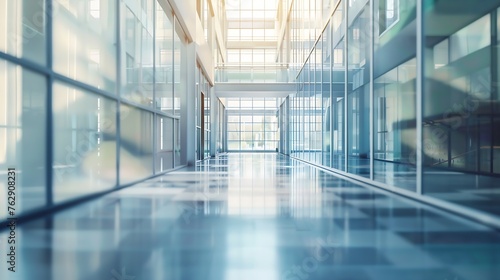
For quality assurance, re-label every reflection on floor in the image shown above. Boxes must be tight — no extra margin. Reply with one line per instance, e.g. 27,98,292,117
1,153,500,280
424,171,500,216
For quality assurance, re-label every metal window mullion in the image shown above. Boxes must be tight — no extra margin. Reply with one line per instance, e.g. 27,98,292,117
115,0,122,187
46,0,54,206
490,10,497,174
416,0,424,195
344,0,349,172
263,99,265,151
330,17,334,168
321,35,324,165
369,0,374,180
153,0,157,172
0,52,51,75
172,14,175,167
251,100,254,151
53,73,120,101
311,52,314,161
239,99,241,151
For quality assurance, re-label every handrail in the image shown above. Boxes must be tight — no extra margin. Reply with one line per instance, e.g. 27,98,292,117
432,146,500,166
431,149,477,166
216,63,290,68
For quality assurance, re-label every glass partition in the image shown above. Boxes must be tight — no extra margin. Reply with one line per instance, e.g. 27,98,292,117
226,98,279,151
53,0,117,93
0,61,47,216
0,0,47,65
373,59,417,191
328,2,346,171
322,24,332,167
0,0,188,219
347,2,370,178
120,105,154,184
156,116,174,172
423,2,500,215
371,0,417,191
53,82,117,202
155,2,174,114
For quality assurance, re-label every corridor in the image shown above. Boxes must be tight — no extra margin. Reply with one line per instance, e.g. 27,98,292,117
3,154,500,280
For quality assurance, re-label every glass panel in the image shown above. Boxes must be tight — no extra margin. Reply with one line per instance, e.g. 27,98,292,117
241,98,252,108
0,0,46,65
228,141,239,150
311,50,319,164
120,105,153,183
204,88,210,131
322,23,332,167
253,99,265,108
0,61,46,217
53,0,117,93
377,0,415,47
122,0,155,106
155,3,174,113
156,116,173,172
347,3,370,178
228,131,239,140
227,98,240,108
373,0,417,190
332,38,345,171
303,62,310,161
265,99,276,108
53,82,116,202
225,98,278,151
227,123,239,131
174,18,184,117
174,118,181,167
423,2,500,216
241,115,252,122
298,74,305,160
379,0,400,35
228,115,240,123
204,130,210,157
196,127,201,160
373,59,417,190
449,15,490,63
265,141,275,151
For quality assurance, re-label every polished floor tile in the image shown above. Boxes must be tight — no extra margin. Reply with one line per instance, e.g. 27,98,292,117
1,153,499,280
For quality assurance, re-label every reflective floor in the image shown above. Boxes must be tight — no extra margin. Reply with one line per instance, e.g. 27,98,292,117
1,153,500,280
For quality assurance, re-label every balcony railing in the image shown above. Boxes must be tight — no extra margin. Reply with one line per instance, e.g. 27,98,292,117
215,63,295,83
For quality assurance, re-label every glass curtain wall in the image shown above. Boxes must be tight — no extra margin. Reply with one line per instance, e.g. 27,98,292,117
0,62,47,216
287,0,500,219
279,98,290,155
289,0,416,183
217,100,226,154
195,66,211,160
204,84,211,159
373,0,417,191
219,0,282,83
347,1,370,178
289,0,341,168
0,0,187,218
322,26,331,167
226,98,279,152
331,2,346,171
423,1,500,216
